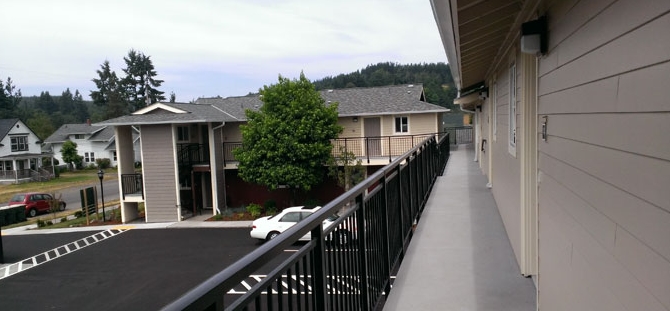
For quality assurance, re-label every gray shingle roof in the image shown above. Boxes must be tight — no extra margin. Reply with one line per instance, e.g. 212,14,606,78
44,123,111,143
0,118,20,139
95,84,449,126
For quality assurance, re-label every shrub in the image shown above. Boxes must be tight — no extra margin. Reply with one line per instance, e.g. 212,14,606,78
60,217,67,223
246,203,263,218
74,211,83,218
264,200,277,215
303,198,320,208
211,214,223,221
46,221,53,226
96,158,111,169
37,219,46,227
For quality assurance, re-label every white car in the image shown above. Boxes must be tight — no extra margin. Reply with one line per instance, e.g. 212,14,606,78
250,205,339,242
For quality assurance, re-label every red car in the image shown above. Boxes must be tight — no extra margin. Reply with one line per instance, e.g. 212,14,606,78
8,193,66,217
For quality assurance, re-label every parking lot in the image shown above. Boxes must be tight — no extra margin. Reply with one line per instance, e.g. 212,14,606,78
0,227,265,310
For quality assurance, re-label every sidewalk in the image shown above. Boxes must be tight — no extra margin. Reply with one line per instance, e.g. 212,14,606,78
384,145,536,310
1,213,252,236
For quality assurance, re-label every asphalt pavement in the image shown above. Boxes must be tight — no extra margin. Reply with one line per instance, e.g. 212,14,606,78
0,218,265,311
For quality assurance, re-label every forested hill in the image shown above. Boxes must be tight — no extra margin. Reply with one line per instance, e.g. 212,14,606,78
312,62,457,109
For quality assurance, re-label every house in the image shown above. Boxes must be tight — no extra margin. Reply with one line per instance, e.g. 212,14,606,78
431,0,670,310
43,120,140,168
96,84,449,223
0,118,52,184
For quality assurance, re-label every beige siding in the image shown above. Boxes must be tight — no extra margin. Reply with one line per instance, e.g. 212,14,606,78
409,113,439,134
337,117,363,138
222,122,243,142
140,125,178,222
489,53,523,266
537,1,670,310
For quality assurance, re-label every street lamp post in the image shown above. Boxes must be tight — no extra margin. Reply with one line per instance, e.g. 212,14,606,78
97,169,105,222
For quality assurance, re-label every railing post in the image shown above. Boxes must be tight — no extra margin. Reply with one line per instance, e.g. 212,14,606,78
388,136,392,163
355,193,370,309
311,224,328,311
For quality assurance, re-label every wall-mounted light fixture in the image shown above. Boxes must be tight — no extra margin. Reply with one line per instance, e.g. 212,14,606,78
352,117,358,122
521,15,547,55
479,87,489,100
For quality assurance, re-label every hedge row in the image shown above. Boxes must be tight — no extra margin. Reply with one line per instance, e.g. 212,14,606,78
0,205,27,226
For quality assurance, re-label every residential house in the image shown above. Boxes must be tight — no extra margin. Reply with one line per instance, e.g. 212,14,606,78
431,0,670,310
0,118,52,184
96,84,449,223
43,121,140,168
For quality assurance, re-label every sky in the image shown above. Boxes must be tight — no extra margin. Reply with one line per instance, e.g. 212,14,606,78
0,0,448,103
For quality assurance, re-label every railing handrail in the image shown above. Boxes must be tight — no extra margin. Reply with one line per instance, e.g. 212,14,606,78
162,133,450,310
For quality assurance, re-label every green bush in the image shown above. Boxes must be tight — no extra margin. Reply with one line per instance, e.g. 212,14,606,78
74,211,83,218
264,200,277,215
246,203,263,218
96,158,111,169
61,217,68,223
303,198,320,208
37,219,46,227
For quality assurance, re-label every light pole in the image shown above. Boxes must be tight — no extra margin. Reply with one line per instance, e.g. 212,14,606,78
97,169,105,222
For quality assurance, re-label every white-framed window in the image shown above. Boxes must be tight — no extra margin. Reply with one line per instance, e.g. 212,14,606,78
74,134,85,139
493,81,498,141
508,62,517,156
85,152,95,163
394,116,409,133
177,126,189,142
10,136,28,152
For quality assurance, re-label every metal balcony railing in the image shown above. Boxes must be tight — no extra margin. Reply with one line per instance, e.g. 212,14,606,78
222,131,459,165
121,173,144,200
161,133,450,311
177,143,209,167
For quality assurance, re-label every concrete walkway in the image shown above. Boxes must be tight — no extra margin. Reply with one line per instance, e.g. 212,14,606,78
384,145,537,310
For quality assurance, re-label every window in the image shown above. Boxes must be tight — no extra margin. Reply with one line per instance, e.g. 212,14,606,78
74,134,85,139
113,151,117,162
10,136,28,152
177,126,189,142
394,116,408,133
509,63,517,155
279,212,302,223
85,152,95,163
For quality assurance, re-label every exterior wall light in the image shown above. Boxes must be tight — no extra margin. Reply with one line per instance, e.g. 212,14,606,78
521,16,547,55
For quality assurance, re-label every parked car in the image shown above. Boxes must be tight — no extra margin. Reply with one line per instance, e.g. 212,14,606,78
8,193,66,217
250,205,345,242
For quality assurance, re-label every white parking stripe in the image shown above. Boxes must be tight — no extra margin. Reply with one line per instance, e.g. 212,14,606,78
0,229,129,281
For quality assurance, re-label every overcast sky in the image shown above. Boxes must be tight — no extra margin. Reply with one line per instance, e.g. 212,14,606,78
0,0,447,102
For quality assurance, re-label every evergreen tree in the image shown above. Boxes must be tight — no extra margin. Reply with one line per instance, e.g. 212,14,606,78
122,49,165,111
91,60,127,119
0,76,21,118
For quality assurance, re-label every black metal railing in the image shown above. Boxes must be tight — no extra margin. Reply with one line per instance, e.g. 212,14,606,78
177,143,209,166
444,126,473,145
223,132,452,165
162,133,450,311
121,173,144,199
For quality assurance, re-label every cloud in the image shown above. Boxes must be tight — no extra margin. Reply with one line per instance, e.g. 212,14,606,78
0,0,447,102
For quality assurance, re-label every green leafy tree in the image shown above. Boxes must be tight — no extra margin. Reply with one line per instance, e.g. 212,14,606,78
328,146,366,192
234,73,342,204
122,49,165,111
91,60,127,119
61,140,83,170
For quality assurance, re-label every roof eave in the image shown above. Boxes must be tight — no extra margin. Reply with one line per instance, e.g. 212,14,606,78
431,0,462,90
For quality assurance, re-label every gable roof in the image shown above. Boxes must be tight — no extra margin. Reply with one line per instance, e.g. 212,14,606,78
96,84,449,126
44,123,114,144
0,118,20,139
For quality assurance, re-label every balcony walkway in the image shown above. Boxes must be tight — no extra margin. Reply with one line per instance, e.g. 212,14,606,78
384,145,537,310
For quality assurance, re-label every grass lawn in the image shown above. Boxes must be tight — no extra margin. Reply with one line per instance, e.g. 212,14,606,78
0,168,118,203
